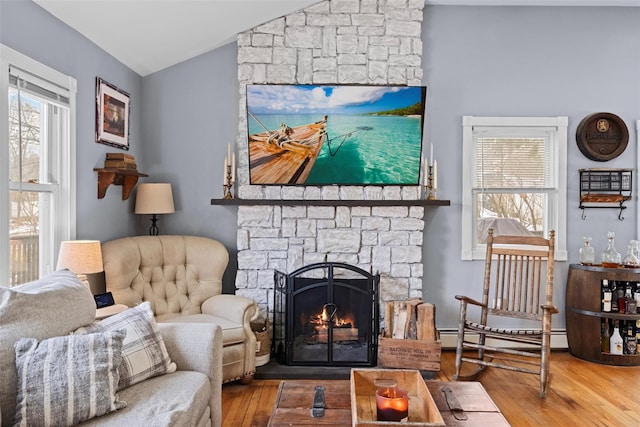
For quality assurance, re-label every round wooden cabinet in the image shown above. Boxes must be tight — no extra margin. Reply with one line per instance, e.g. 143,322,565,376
566,264,640,365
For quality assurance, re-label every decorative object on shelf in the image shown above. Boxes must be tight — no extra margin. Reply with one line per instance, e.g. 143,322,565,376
579,236,595,266
578,168,632,220
103,152,137,170
576,112,629,161
223,143,235,199
601,231,622,269
95,77,130,150
135,183,175,235
57,240,103,287
422,144,438,200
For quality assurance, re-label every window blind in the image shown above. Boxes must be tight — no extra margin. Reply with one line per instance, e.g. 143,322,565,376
9,65,70,106
472,127,555,190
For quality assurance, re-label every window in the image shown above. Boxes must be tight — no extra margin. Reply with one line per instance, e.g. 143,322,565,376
1,45,76,286
461,116,567,261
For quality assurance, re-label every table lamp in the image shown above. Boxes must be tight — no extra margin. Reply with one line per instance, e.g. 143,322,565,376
135,183,175,235
57,240,104,288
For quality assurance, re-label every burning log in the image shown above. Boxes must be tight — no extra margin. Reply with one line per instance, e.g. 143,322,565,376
315,327,359,343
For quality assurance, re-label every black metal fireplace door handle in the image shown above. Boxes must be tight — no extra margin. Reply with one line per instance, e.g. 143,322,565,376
312,385,326,417
323,303,337,321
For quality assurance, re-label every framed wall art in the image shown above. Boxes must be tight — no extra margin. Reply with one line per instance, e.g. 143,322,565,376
95,77,130,150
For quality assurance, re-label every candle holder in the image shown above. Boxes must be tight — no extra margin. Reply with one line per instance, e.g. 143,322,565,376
423,165,438,200
375,380,409,422
223,164,234,199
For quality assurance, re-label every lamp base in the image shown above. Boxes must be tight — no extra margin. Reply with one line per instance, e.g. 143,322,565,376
149,214,159,236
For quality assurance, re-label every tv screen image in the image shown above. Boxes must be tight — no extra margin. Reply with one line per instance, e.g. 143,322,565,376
246,84,427,186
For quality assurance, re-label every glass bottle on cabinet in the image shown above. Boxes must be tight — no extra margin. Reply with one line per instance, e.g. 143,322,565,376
602,232,622,268
622,242,639,268
610,320,623,355
601,319,610,353
579,236,595,265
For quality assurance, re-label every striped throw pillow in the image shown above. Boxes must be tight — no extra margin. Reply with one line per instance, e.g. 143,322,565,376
13,330,126,426
75,302,176,390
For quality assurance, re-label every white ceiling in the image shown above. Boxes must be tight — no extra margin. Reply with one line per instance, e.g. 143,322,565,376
33,0,640,77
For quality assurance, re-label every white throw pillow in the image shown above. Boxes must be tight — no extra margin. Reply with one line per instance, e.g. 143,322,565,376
13,330,126,426
75,302,176,390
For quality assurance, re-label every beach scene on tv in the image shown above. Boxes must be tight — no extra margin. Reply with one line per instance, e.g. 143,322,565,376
246,84,426,185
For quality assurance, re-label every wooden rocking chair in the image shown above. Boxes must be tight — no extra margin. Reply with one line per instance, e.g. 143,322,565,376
454,228,557,397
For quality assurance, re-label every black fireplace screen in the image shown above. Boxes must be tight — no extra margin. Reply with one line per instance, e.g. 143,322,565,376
273,262,379,366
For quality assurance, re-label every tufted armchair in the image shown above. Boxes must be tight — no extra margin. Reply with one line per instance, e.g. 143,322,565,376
102,235,258,384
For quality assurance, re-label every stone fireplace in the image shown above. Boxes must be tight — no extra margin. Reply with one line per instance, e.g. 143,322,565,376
233,0,427,330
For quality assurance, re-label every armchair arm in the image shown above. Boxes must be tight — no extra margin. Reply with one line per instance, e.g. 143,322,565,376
158,322,223,427
455,295,486,307
541,304,559,314
201,294,259,325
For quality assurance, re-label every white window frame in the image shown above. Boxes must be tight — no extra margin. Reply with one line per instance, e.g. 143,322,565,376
461,116,568,261
0,44,77,281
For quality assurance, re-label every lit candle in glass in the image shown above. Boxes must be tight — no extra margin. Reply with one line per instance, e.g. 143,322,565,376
375,382,408,422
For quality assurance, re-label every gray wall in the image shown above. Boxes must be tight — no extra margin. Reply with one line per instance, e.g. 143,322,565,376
141,44,240,292
3,2,640,326
0,0,143,242
423,6,640,329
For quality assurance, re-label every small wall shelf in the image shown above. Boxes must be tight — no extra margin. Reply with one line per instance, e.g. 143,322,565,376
94,168,148,200
579,168,632,220
210,198,450,207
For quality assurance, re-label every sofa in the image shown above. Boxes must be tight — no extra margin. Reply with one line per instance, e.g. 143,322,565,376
101,235,259,384
0,269,223,427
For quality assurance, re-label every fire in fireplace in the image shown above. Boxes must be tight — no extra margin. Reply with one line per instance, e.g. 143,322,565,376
273,262,379,367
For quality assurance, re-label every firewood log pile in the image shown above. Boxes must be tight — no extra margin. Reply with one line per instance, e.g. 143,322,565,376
382,298,438,341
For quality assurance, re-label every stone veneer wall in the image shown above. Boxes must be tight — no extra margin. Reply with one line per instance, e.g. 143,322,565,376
234,0,425,319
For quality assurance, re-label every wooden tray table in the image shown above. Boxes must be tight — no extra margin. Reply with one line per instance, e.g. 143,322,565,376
267,379,510,427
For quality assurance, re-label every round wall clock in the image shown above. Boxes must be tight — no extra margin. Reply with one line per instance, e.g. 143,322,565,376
576,112,629,161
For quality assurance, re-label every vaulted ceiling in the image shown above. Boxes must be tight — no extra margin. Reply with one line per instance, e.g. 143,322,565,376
33,0,639,76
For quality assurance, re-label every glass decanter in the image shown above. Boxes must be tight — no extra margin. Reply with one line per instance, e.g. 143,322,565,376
602,232,622,268
579,236,595,265
622,241,639,268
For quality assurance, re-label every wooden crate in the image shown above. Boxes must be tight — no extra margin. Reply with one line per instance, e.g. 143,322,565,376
350,368,445,427
377,337,441,371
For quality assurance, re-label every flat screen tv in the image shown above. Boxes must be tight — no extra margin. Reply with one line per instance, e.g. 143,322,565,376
245,84,426,186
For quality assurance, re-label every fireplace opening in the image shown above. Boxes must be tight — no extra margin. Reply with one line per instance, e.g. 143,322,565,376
273,262,379,367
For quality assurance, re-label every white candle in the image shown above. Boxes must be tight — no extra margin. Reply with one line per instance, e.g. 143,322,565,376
430,143,434,166
227,143,231,162
231,152,236,183
223,156,228,183
433,160,438,190
423,157,427,186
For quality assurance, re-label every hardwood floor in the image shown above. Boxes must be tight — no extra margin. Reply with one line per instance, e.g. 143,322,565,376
221,350,640,426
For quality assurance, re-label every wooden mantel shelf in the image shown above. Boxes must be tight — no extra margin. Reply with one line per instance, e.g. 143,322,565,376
94,168,148,200
210,198,450,207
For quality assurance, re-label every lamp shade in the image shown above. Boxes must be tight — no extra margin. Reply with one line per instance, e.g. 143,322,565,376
135,183,175,214
57,240,103,274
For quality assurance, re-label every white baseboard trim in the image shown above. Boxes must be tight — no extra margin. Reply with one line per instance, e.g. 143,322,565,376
438,329,568,350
